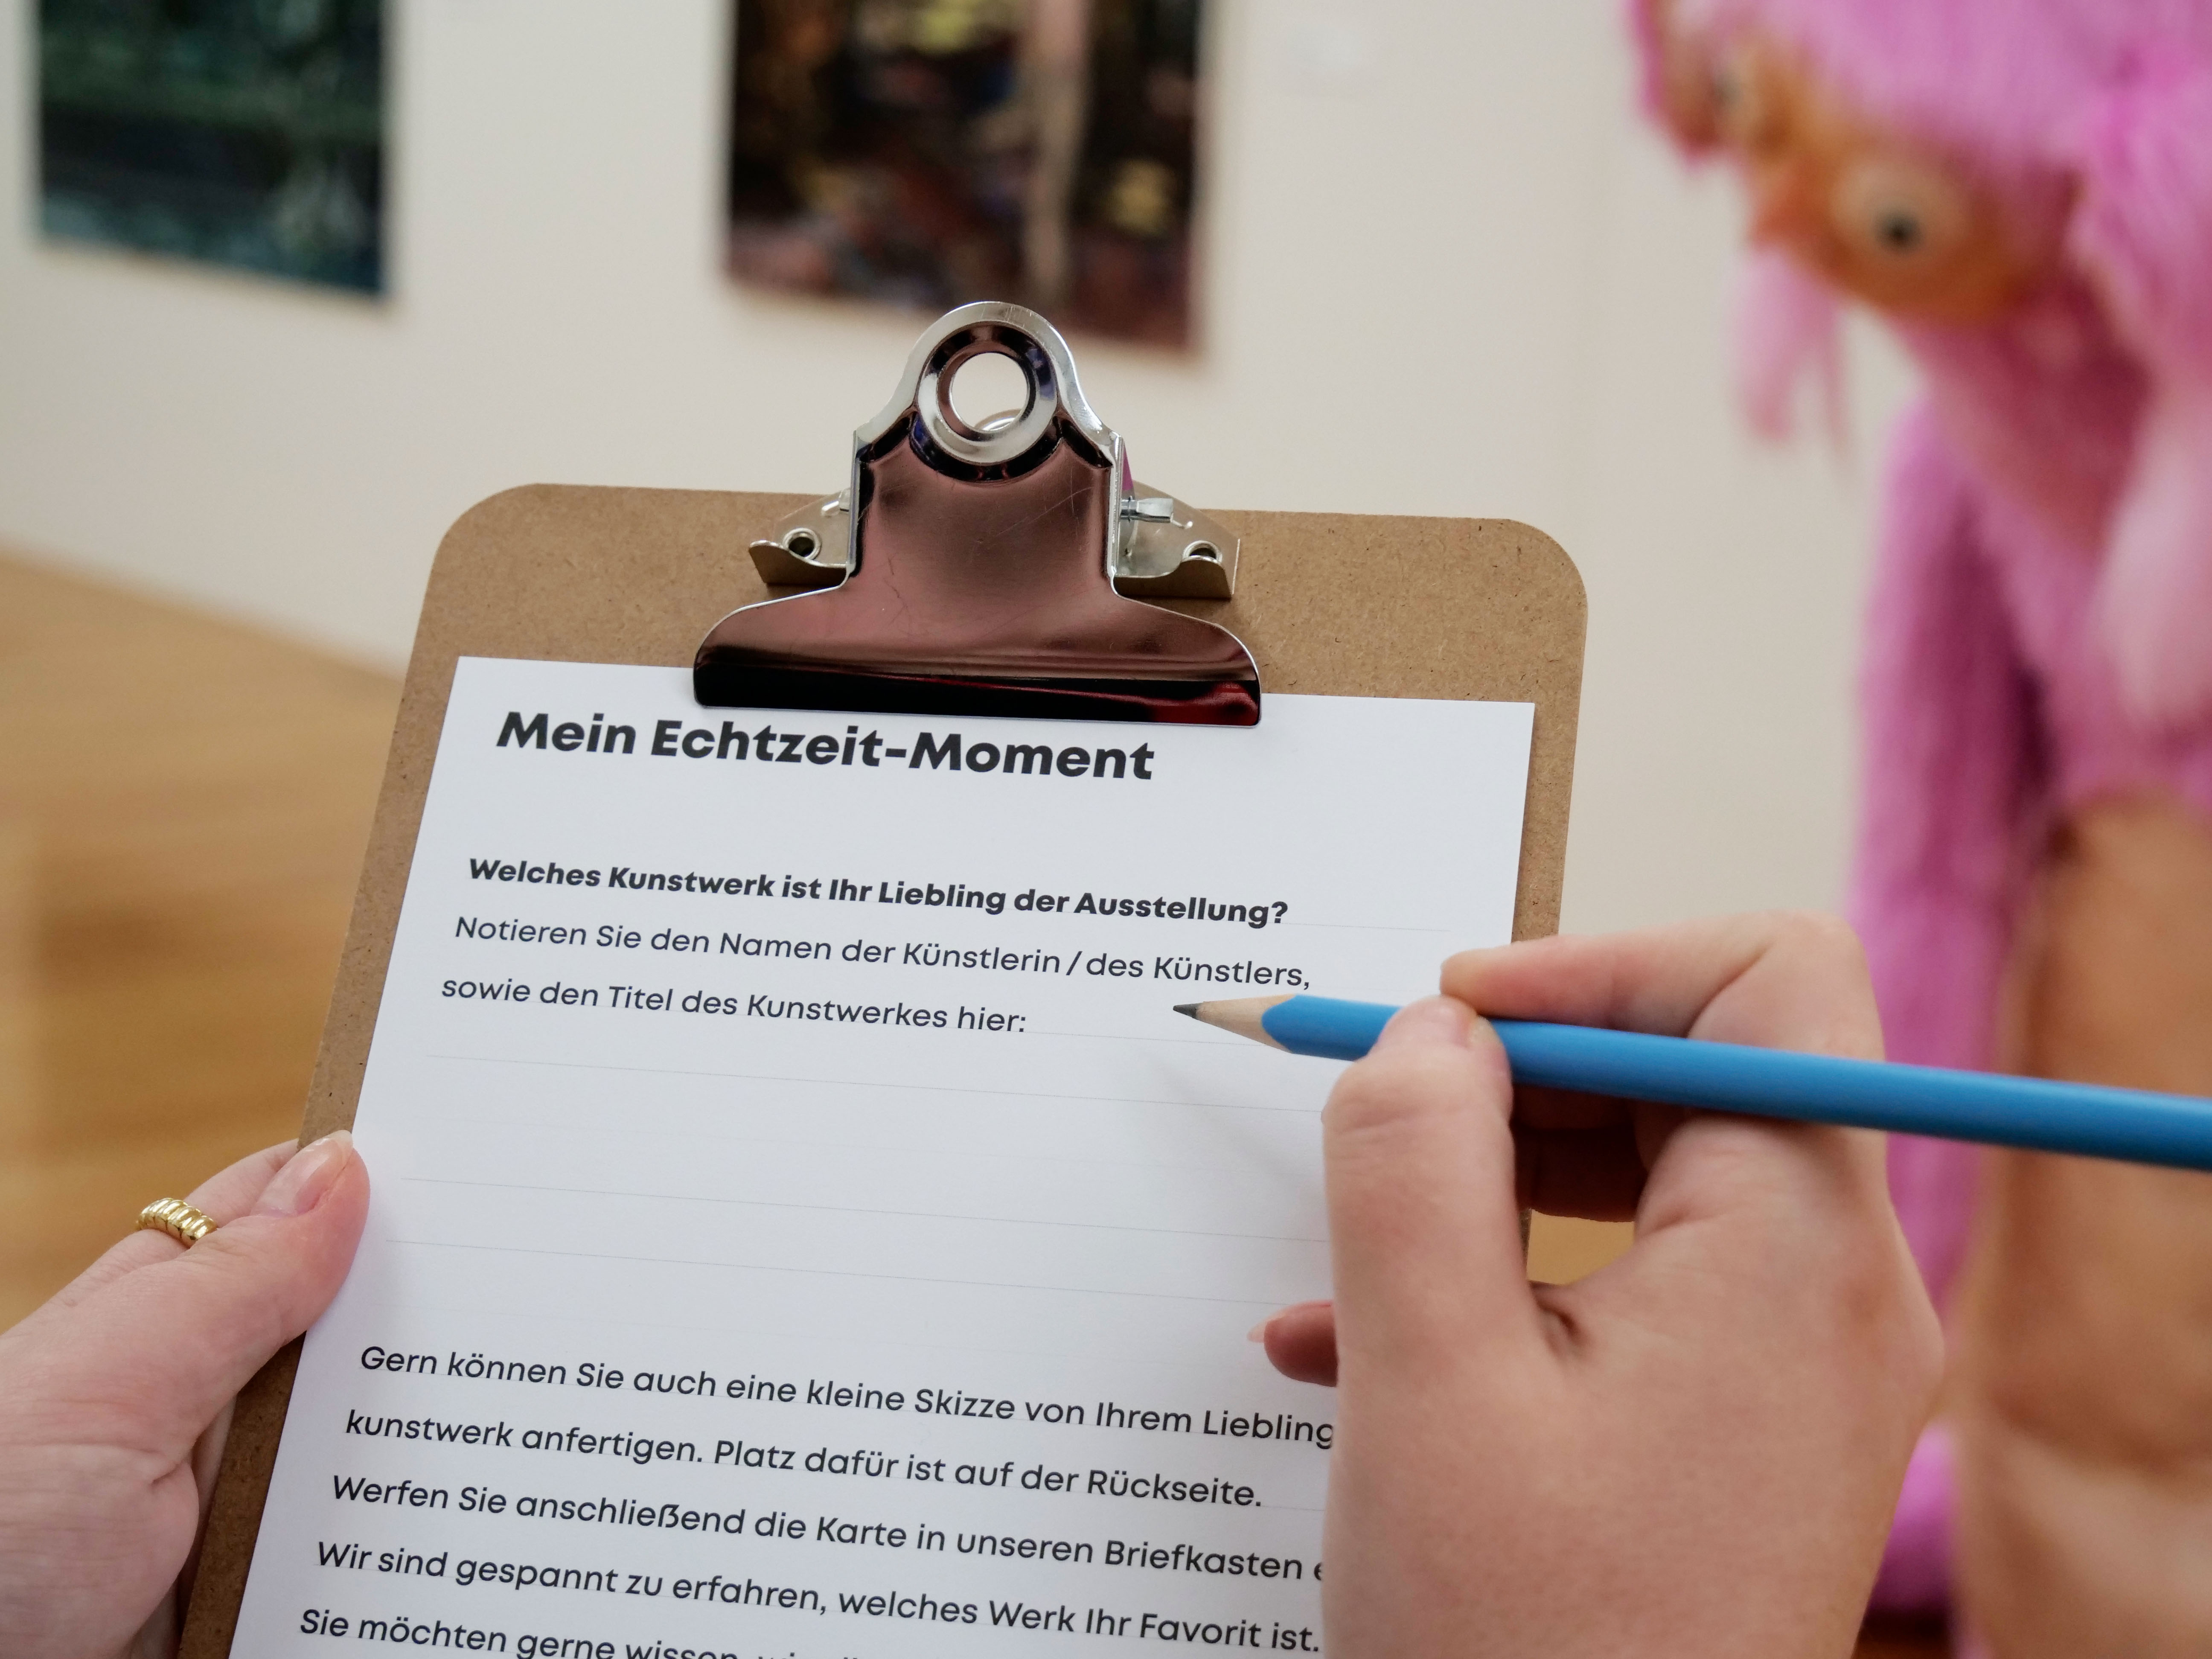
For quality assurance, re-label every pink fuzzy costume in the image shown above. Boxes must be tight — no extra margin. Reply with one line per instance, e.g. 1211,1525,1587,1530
1632,0,2212,1624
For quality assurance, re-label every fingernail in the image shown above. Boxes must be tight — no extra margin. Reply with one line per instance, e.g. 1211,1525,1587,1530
252,1131,354,1218
1374,995,1474,1051
1246,1317,1273,1343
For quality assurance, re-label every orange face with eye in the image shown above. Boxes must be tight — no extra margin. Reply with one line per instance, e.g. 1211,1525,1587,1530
1653,14,2063,323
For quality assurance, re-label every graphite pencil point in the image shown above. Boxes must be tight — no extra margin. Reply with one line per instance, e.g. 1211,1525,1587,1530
1174,994,1295,1048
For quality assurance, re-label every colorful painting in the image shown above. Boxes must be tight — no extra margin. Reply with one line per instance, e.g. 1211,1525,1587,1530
727,0,1202,349
38,0,386,294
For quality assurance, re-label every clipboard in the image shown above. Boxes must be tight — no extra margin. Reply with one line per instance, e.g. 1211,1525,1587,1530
180,305,1585,1658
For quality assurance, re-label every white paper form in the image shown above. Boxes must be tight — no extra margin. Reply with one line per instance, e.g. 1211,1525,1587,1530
232,657,1532,1659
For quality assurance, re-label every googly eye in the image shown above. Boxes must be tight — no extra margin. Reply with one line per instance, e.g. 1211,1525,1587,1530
1710,58,1743,116
1710,42,1778,150
1874,208,1924,253
1831,155,1968,265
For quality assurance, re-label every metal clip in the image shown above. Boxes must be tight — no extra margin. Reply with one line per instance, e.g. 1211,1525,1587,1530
697,303,1258,724
1112,491,1237,599
746,490,852,586
750,456,1238,599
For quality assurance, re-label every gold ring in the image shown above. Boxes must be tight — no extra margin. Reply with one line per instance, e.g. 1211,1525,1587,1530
138,1197,218,1247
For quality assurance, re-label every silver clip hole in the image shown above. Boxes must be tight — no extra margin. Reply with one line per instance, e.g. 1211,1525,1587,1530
918,336,1056,467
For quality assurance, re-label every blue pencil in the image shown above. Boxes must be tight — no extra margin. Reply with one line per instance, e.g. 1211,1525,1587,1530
1174,993,2212,1173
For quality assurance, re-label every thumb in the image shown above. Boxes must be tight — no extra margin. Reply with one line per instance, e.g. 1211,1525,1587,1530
1322,998,1539,1384
23,1132,369,1461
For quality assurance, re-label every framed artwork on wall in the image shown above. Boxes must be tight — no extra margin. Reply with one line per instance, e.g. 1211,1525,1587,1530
727,0,1203,349
38,0,386,295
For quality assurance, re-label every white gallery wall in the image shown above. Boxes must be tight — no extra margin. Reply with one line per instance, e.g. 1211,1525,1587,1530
0,0,1915,934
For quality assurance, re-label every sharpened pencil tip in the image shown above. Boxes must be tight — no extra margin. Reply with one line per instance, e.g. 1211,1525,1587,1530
1173,1003,1201,1019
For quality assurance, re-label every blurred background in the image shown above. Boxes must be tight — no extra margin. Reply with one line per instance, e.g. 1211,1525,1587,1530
0,2,1923,1639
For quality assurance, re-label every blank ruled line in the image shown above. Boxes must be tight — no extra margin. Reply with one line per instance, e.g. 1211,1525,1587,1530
385,1236,1284,1308
1280,920,1455,933
429,1109,1237,1180
425,1053,1316,1115
1032,1029,1249,1047
402,1175,1327,1247
432,1110,1231,1177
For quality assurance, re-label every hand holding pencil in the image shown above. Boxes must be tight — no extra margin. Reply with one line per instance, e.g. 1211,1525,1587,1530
1262,914,1939,1658
1185,960,2212,1176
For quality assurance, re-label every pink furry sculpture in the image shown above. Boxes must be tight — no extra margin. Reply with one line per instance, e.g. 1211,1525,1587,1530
1633,1,2212,1651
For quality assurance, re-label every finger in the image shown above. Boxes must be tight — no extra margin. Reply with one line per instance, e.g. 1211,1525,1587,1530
1444,911,1881,1057
1323,997,1543,1383
1458,920,1906,1365
1508,1083,1639,1132
1513,1126,1649,1220
1502,1084,1652,1217
8,1132,368,1463
1254,1301,1337,1386
173,1398,239,1621
1446,919,1936,1471
39,1142,302,1315
1447,914,1891,1225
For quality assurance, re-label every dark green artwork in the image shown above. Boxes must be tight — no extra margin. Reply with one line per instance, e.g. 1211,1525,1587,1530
39,0,385,294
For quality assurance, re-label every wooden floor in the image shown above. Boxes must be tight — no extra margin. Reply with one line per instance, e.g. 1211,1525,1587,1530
0,554,400,1324
0,553,1943,1656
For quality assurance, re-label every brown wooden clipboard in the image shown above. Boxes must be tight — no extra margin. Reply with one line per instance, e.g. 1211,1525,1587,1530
180,484,1585,1658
